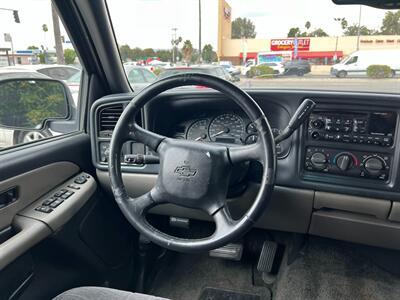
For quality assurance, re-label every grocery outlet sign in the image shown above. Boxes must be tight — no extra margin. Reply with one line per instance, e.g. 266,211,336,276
271,38,311,51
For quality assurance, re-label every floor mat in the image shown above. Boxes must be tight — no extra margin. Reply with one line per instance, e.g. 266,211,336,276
199,287,264,300
149,253,271,300
274,237,400,300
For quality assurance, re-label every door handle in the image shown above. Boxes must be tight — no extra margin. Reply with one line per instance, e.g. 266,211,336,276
0,187,18,209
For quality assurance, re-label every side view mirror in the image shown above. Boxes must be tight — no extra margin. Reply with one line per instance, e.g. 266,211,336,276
0,78,72,130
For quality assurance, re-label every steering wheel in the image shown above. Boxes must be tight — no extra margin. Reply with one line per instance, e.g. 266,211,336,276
109,73,276,253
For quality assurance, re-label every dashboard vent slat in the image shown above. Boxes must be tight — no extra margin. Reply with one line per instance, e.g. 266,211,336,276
98,104,124,132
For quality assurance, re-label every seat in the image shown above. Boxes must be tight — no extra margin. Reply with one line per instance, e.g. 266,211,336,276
54,286,169,300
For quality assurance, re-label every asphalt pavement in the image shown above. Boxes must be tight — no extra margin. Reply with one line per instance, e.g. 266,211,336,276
236,76,400,94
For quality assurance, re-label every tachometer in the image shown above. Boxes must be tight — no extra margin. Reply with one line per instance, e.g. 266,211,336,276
209,114,245,144
186,119,209,141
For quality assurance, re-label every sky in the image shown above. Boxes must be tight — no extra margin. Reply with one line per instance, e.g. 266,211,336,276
0,0,391,51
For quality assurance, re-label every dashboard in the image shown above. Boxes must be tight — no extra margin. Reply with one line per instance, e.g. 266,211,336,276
90,89,400,252
165,111,287,157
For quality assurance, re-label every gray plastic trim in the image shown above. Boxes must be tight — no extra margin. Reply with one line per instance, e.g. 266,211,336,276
310,210,400,250
96,170,314,233
314,191,391,220
0,216,51,271
18,173,96,231
0,162,79,231
389,202,400,222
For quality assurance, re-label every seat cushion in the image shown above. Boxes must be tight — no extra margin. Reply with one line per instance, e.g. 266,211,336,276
53,286,169,300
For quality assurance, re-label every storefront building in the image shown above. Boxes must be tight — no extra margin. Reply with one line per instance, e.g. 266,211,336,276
217,0,400,65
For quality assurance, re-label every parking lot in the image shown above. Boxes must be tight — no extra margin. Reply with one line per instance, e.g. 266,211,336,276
236,76,400,94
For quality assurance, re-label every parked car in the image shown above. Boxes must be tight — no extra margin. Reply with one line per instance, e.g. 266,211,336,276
2,64,81,80
283,60,311,76
219,61,240,75
65,66,157,101
241,59,256,76
331,49,400,78
157,65,234,82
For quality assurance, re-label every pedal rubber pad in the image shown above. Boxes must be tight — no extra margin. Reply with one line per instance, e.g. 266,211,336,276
257,240,278,273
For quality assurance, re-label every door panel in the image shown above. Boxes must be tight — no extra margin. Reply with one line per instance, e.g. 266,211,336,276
0,161,79,231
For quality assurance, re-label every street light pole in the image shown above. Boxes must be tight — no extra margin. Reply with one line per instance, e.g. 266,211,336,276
171,28,177,63
198,0,202,63
356,5,362,51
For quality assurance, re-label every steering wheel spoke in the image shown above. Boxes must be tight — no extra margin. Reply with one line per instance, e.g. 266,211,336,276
213,206,237,238
227,141,263,164
128,123,166,152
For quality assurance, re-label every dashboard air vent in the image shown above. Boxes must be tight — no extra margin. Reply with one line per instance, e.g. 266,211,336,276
98,104,124,135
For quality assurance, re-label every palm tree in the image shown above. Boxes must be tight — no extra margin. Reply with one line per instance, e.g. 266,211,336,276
182,40,193,64
305,21,311,31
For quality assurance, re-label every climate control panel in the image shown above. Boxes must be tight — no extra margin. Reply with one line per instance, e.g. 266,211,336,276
304,147,391,181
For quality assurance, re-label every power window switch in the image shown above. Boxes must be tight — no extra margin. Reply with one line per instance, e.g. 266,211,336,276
49,199,64,208
35,206,53,213
60,191,74,199
42,197,56,206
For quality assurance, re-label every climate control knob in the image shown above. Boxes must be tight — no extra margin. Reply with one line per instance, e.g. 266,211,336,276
310,152,327,170
336,154,353,171
364,157,384,175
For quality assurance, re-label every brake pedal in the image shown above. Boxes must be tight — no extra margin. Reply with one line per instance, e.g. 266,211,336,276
257,240,278,273
209,243,243,261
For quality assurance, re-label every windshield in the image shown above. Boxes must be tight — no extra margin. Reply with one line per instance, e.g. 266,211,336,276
108,0,400,94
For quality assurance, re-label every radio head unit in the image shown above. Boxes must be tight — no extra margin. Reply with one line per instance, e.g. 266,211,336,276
308,111,396,147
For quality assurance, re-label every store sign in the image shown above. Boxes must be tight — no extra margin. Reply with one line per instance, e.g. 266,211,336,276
271,38,310,51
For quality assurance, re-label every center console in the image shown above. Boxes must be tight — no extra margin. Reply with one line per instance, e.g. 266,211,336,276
302,108,397,185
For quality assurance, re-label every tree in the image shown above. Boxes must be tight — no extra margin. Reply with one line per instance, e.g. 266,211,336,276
51,2,64,64
344,24,376,36
155,49,172,62
309,28,329,37
143,48,155,59
119,44,131,61
232,17,256,39
42,24,48,33
27,45,39,50
287,27,301,37
64,49,76,64
182,40,193,63
202,44,217,63
305,21,311,30
131,47,143,61
380,11,400,35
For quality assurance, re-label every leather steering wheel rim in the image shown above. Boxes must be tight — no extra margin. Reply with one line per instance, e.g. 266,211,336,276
109,73,276,253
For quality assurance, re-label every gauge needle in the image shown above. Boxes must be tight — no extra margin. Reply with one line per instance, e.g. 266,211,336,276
211,128,230,138
195,136,203,141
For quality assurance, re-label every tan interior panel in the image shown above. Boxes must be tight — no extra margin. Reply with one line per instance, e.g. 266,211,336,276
0,162,79,230
314,191,391,220
96,171,315,233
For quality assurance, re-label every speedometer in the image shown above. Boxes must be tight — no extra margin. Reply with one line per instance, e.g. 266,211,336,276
209,114,245,144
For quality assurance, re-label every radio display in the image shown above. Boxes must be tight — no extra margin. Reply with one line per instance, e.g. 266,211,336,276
369,112,397,136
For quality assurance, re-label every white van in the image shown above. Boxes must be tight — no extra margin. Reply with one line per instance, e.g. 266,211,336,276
331,49,400,78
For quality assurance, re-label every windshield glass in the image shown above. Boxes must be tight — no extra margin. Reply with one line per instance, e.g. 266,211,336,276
108,0,400,94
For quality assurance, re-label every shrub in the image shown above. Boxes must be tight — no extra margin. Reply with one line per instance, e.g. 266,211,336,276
249,65,275,78
153,67,163,76
367,65,392,79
